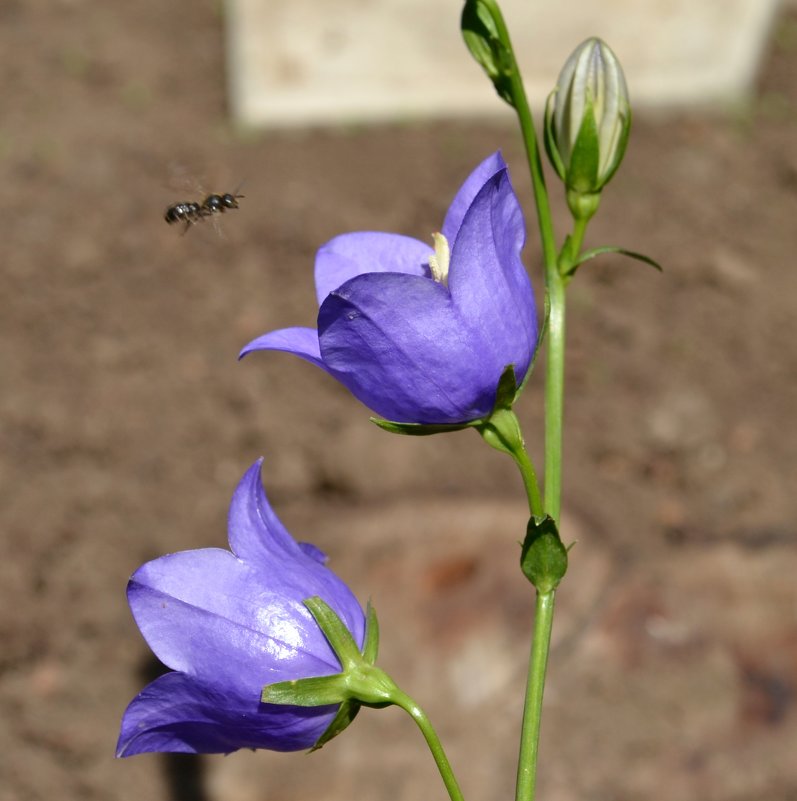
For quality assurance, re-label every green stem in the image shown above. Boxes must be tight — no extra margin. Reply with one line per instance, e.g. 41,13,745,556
391,688,466,801
480,0,568,524
561,213,591,275
545,213,590,521
478,8,564,801
482,0,558,272
515,591,556,801
511,443,544,518
543,271,565,523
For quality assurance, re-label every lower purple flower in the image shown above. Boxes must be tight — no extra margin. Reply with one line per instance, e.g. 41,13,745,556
116,459,366,756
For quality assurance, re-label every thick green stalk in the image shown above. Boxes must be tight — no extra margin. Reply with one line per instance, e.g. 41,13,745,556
391,688,466,801
545,213,590,521
479,0,566,524
480,9,564,801
514,591,556,801
543,272,566,523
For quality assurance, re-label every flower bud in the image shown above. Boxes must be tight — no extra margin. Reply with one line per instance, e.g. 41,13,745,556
544,38,631,198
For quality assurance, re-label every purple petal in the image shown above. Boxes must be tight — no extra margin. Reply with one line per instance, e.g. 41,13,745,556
448,167,537,384
227,459,302,562
239,326,328,372
441,152,507,246
318,273,495,423
117,672,336,756
225,460,366,645
127,549,341,697
314,232,433,306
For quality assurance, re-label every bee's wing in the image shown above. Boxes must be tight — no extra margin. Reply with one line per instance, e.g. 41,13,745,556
230,178,247,199
166,161,207,199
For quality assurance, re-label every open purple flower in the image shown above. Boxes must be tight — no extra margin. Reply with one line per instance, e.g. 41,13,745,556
116,459,366,756
241,152,537,425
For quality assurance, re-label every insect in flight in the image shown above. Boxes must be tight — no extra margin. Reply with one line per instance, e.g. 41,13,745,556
164,190,245,233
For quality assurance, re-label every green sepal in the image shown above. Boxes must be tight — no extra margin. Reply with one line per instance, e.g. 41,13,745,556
492,362,518,410
304,598,394,706
565,245,663,277
310,700,362,752
362,601,379,664
520,515,568,593
598,106,632,189
543,90,566,182
461,0,515,106
566,98,601,194
371,418,478,436
261,674,349,707
261,598,391,752
305,595,362,669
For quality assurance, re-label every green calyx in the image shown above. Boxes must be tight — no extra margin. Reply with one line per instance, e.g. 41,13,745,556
476,364,525,457
260,597,400,751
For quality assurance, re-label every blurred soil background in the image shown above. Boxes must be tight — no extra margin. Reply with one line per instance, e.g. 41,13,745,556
2,2,797,801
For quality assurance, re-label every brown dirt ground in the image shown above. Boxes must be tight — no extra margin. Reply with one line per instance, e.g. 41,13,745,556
2,3,797,801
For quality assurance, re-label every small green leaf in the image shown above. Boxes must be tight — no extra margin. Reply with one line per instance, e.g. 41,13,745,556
371,418,477,436
567,245,663,276
520,515,568,592
310,700,362,752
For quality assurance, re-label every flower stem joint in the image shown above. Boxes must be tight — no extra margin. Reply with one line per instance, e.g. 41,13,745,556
544,37,631,219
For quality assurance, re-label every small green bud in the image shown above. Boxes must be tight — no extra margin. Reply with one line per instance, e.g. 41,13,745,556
520,516,568,593
545,38,631,197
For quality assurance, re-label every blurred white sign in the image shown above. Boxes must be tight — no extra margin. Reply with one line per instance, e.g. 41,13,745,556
226,0,782,126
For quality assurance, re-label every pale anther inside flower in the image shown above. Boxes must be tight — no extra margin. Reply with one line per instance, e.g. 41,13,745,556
428,232,450,286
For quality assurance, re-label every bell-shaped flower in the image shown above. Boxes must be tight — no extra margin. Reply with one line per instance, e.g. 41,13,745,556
116,459,367,756
241,152,538,425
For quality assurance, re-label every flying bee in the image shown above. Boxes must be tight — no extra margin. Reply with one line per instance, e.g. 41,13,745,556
164,185,245,234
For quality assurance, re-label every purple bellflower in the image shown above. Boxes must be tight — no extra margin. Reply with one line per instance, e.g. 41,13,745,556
116,459,366,756
241,152,538,425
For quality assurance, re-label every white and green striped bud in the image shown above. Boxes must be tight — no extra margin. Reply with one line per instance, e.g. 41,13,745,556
545,38,631,203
